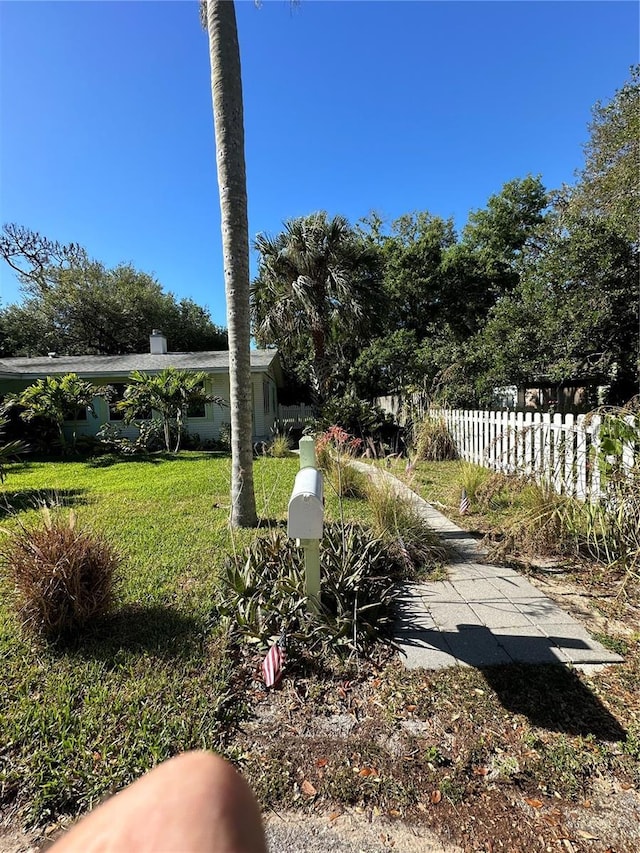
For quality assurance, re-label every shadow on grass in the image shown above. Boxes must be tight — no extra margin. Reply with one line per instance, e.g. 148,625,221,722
396,614,626,740
480,664,626,741
86,451,229,468
0,488,88,518
56,604,211,662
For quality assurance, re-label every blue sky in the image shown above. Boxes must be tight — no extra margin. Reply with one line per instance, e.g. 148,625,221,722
1,1,638,328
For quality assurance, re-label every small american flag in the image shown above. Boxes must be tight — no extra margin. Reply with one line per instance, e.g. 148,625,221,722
459,488,470,515
262,633,286,688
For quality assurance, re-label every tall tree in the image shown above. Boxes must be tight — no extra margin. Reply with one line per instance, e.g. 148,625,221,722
0,226,227,357
252,212,380,407
570,66,640,242
203,0,257,527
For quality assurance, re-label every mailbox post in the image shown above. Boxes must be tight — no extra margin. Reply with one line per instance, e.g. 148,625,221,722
287,436,323,613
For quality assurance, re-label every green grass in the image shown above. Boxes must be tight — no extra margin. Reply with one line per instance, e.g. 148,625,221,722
0,451,372,825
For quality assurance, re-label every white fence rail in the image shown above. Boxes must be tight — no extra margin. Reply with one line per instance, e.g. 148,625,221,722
277,404,316,429
433,408,637,500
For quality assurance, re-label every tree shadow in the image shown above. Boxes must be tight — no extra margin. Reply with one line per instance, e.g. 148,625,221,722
86,453,166,468
55,604,211,663
0,488,88,518
396,617,626,740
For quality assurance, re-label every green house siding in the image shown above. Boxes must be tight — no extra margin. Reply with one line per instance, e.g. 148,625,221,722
0,351,281,445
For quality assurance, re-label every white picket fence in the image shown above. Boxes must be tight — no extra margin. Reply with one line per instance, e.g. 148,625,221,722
434,408,637,500
277,404,316,429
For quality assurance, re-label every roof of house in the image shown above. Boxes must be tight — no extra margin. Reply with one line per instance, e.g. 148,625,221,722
0,349,282,382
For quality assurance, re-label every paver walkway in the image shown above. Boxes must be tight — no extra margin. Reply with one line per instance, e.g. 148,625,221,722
352,463,624,670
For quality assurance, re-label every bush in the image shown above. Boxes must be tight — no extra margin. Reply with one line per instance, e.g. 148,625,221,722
1,508,120,638
413,415,457,461
458,462,491,506
217,523,399,657
320,396,397,445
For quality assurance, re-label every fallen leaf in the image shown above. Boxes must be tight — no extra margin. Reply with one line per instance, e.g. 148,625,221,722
620,782,633,790
358,766,378,777
301,780,317,797
316,758,328,768
329,811,342,822
524,797,544,809
431,790,442,804
405,704,417,712
576,831,599,841
474,688,485,695
473,765,488,776
388,809,401,818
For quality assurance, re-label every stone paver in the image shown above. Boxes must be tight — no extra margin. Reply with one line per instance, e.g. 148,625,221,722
352,463,625,670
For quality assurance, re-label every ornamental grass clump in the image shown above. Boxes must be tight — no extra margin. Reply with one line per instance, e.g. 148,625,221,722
316,426,368,498
413,414,457,462
365,478,447,578
2,508,120,639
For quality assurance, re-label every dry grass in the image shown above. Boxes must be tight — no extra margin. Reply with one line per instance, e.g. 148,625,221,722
1,507,120,638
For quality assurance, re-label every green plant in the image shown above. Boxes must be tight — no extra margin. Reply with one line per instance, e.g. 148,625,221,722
117,368,225,453
316,426,368,499
485,479,576,559
365,478,446,577
268,433,292,458
1,508,120,638
413,415,457,462
3,374,108,451
0,418,26,482
320,396,396,444
458,462,490,505
218,421,232,451
217,523,399,656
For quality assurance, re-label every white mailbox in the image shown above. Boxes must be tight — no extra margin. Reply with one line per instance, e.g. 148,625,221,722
287,468,324,540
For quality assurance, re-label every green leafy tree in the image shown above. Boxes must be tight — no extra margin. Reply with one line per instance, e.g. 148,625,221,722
202,0,257,527
252,212,380,407
571,66,639,242
4,374,107,449
0,225,227,357
474,212,639,403
118,368,224,453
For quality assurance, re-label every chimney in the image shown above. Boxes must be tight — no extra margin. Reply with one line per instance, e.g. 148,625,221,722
150,329,167,355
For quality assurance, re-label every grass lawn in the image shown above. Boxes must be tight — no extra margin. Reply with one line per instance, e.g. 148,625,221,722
1,453,639,852
0,452,369,826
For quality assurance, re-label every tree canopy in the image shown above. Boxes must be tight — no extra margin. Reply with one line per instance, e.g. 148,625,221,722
0,225,227,357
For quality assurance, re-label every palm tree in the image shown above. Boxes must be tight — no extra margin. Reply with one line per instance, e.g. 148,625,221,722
252,212,379,408
118,368,224,453
202,0,257,527
4,374,107,450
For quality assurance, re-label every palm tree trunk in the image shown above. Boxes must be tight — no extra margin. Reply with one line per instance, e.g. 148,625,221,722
206,0,257,527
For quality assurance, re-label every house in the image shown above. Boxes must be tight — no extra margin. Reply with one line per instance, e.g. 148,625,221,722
0,330,284,443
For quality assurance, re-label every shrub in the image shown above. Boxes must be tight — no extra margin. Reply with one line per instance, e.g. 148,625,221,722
217,421,232,451
320,396,396,445
217,523,399,657
413,415,457,461
1,508,120,638
458,462,491,506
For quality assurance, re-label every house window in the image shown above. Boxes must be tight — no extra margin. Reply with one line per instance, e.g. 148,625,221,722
263,380,270,414
63,406,88,422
